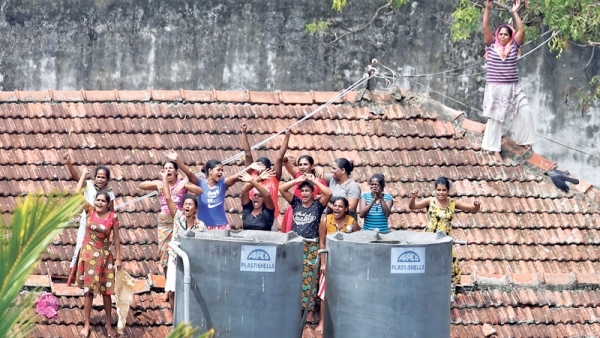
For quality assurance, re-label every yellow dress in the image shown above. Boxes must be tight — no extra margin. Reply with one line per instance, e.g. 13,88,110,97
425,198,461,285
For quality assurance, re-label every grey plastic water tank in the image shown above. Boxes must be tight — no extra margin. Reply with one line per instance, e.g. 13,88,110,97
173,230,305,338
323,230,452,338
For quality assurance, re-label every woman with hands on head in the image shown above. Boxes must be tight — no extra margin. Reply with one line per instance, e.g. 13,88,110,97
279,173,332,327
139,154,202,274
241,123,290,229
166,149,265,229
281,153,327,233
63,153,116,270
409,176,481,301
67,168,121,338
158,169,206,309
481,0,535,161
240,169,277,231
359,174,394,233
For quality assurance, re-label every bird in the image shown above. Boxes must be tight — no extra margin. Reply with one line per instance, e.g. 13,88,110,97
544,169,579,193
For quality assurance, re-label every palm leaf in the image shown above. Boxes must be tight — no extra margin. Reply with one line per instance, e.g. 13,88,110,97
0,192,83,337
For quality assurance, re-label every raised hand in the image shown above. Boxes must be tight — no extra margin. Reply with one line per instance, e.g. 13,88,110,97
314,167,324,179
474,200,481,207
249,162,266,173
163,149,178,162
284,154,297,165
305,173,316,181
63,153,72,163
410,188,419,198
258,168,276,181
241,123,248,133
81,168,91,178
238,172,253,182
296,175,308,182
159,169,168,180
486,0,493,9
511,0,520,12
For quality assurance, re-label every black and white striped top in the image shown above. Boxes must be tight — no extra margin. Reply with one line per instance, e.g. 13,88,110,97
486,39,520,84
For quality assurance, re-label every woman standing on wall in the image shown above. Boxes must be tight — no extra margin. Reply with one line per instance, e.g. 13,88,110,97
158,169,206,310
279,174,331,327
359,174,394,233
166,150,264,229
63,154,116,272
481,0,535,161
139,156,202,288
324,158,361,218
408,177,480,301
67,168,121,338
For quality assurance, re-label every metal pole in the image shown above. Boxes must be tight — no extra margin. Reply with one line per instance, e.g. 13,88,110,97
169,241,191,324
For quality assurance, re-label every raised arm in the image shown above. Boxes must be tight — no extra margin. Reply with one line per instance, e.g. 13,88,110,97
225,162,266,188
279,175,304,203
309,175,331,207
63,153,81,182
483,0,494,45
512,0,525,45
139,180,159,191
274,129,292,180
408,189,431,210
241,123,254,167
75,168,89,193
160,169,177,218
183,181,202,195
240,171,275,210
282,154,300,178
164,149,199,185
455,199,481,213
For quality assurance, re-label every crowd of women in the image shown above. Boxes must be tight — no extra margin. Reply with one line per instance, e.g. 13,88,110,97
61,124,482,337
60,1,535,335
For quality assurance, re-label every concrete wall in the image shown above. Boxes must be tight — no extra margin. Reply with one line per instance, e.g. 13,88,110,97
1,0,598,184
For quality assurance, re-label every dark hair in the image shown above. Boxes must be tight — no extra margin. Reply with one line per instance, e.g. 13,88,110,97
497,25,513,38
335,158,354,175
182,194,198,209
204,159,222,176
298,181,315,192
434,176,451,190
95,191,112,202
298,155,315,166
256,157,272,169
164,160,179,171
95,166,111,180
298,155,318,175
331,196,349,208
369,174,385,189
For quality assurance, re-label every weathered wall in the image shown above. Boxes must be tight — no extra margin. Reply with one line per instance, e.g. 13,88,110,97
0,0,598,184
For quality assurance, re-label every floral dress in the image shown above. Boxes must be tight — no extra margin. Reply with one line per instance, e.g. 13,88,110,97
157,180,188,267
67,210,118,295
425,198,461,285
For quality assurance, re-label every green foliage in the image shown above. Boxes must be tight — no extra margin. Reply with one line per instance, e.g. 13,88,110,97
575,75,600,113
451,0,481,41
167,323,215,338
332,0,347,12
306,20,330,33
392,0,409,10
0,193,83,337
451,0,600,51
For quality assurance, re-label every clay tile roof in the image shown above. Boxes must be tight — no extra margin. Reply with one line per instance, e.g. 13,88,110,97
2,88,599,337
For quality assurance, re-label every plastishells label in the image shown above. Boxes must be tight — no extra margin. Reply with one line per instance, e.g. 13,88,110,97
240,245,276,272
390,247,426,274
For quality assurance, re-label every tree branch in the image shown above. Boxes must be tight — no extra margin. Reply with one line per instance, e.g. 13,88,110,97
583,46,595,81
330,1,393,44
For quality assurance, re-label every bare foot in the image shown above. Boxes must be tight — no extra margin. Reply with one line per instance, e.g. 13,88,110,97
160,292,169,303
106,323,117,337
79,326,90,338
523,145,532,150
306,310,315,323
493,152,503,162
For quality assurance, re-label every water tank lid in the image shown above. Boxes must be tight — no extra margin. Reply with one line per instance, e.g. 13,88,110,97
177,229,304,244
327,230,453,245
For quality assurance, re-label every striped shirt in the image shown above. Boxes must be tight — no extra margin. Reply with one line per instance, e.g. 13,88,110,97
486,39,520,84
361,192,393,233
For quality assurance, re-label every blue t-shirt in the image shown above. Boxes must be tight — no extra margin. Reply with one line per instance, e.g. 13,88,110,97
196,178,228,226
361,192,393,233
